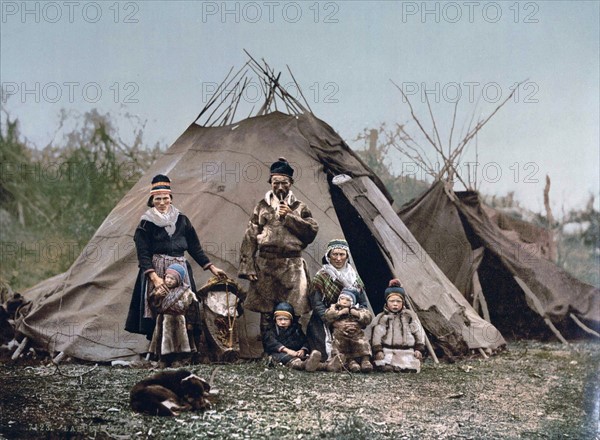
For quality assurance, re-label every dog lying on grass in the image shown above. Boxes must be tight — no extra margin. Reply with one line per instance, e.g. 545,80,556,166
130,369,212,416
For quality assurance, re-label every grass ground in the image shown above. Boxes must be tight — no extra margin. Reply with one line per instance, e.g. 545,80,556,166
1,340,598,440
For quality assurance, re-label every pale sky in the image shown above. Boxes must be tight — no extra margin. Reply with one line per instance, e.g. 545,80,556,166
1,0,598,213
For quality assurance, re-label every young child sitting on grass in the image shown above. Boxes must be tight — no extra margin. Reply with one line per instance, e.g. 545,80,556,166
370,279,426,373
324,288,374,373
262,302,322,371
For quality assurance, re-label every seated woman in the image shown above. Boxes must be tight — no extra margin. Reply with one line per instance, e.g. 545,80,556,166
306,239,368,360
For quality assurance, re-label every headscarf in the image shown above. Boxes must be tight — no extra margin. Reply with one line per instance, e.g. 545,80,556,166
140,204,180,236
321,239,358,288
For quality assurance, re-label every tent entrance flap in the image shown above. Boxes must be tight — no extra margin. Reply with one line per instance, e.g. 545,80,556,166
333,175,506,355
329,181,393,314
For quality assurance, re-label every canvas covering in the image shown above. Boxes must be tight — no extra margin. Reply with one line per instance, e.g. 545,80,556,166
17,111,506,361
398,181,600,336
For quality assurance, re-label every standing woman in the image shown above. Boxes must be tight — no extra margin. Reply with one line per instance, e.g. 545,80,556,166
125,174,227,341
307,239,369,360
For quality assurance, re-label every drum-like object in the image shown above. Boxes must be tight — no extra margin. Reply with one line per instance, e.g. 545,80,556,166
197,278,245,363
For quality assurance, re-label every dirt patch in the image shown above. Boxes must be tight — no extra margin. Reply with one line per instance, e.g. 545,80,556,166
1,340,598,439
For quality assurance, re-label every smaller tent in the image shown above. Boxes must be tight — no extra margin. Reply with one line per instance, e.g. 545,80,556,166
398,181,600,340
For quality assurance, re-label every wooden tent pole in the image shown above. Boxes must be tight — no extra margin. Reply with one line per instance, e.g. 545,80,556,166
473,271,491,323
403,294,439,364
569,313,600,338
11,337,28,360
513,276,569,345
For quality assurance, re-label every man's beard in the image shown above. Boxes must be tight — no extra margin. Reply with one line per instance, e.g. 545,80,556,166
275,189,288,199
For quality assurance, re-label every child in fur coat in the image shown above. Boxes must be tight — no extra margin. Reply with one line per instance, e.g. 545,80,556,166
149,263,200,367
324,288,373,373
371,279,426,373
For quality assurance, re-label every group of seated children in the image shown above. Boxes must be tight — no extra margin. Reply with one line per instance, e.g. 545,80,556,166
263,279,426,373
147,263,425,373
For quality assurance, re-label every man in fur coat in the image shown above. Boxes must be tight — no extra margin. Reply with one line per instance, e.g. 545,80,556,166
238,157,319,333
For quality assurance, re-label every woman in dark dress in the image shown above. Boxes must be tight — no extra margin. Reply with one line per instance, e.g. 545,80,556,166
125,174,226,341
306,239,369,360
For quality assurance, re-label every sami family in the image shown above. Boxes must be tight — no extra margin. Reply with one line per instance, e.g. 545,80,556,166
125,158,426,373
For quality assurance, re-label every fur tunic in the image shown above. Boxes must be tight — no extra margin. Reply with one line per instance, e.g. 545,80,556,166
238,191,318,314
324,304,373,359
371,308,426,371
307,272,367,360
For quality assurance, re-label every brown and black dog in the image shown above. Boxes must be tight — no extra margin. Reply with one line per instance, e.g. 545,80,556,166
130,369,211,416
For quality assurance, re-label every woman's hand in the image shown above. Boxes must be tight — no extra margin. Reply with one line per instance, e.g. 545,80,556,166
150,272,167,295
414,350,423,360
209,265,228,280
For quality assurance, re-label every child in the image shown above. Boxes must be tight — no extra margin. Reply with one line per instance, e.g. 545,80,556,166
262,302,322,371
149,263,200,367
324,288,374,373
371,279,426,373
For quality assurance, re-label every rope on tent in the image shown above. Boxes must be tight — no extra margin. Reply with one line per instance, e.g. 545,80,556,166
513,276,568,345
569,313,600,338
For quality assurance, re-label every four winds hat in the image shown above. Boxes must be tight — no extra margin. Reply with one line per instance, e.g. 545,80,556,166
269,157,294,182
150,174,171,195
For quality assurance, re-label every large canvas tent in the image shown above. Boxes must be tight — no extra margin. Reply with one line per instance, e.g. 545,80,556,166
16,60,505,362
398,180,600,340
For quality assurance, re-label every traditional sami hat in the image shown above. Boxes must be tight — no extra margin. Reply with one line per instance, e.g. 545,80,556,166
165,263,186,284
268,157,294,182
339,287,358,305
273,302,295,320
385,279,406,300
326,238,349,255
150,174,171,195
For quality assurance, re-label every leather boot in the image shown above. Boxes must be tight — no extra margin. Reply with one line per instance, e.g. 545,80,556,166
348,359,361,373
289,358,304,370
325,354,343,372
304,350,322,372
360,356,373,373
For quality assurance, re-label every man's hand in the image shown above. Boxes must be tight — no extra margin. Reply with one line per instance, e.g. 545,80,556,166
373,351,385,361
248,274,258,282
278,202,291,218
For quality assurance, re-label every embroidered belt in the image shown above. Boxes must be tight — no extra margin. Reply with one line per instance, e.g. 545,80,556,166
259,249,302,259
382,343,413,350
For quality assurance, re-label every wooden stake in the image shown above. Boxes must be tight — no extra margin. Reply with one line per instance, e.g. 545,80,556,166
53,351,66,365
570,313,600,338
11,337,28,360
514,276,568,345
